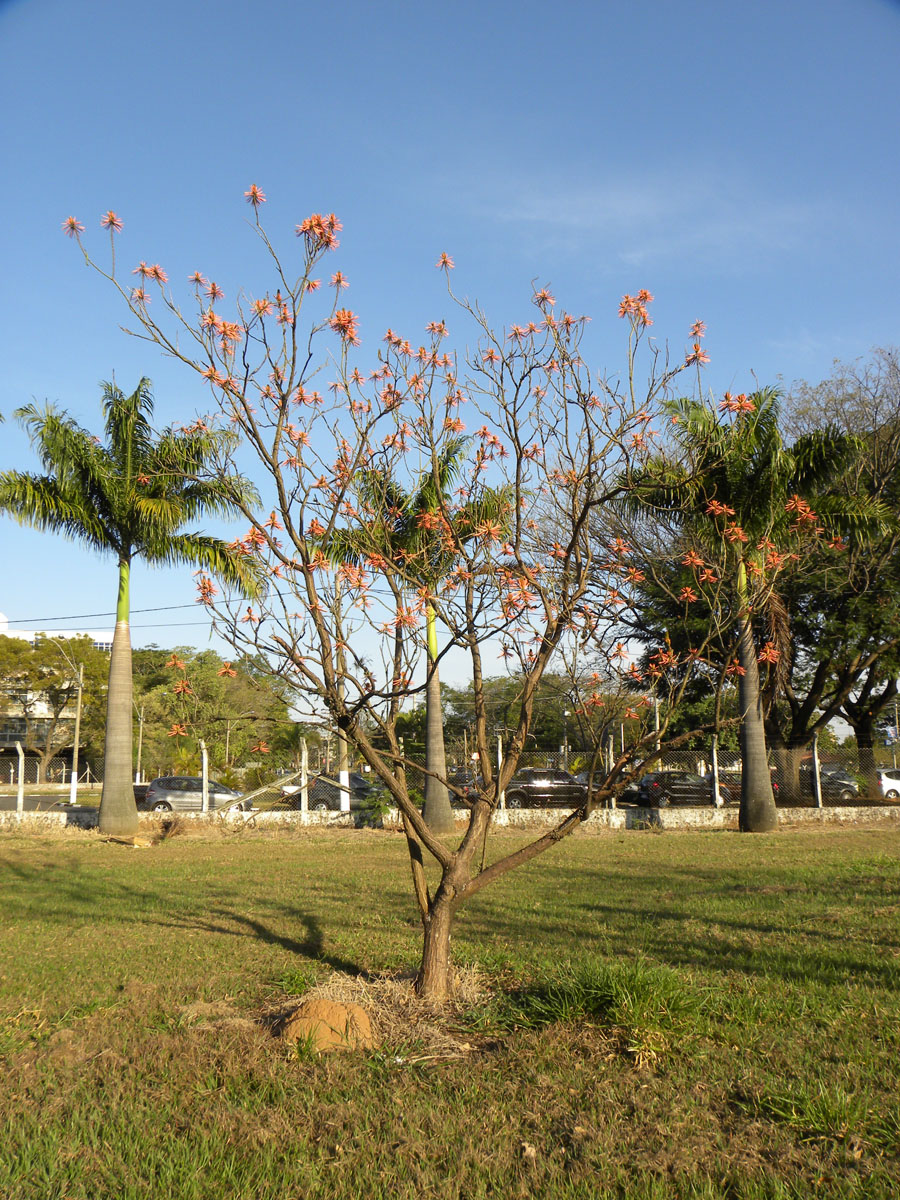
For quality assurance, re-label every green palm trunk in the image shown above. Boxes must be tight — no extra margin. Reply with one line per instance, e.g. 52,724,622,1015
100,559,137,836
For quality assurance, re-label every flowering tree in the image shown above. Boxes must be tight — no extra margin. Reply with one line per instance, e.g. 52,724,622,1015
66,191,723,998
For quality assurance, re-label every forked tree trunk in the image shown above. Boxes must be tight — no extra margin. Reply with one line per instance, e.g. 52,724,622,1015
422,605,455,834
737,611,778,833
99,560,138,836
416,890,455,1001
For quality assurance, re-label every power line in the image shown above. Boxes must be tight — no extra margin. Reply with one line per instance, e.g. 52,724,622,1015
6,603,200,625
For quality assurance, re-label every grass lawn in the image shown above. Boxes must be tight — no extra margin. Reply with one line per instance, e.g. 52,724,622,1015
1,823,899,1199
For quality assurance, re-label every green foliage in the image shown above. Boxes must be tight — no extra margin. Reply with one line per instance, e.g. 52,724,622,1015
0,634,108,772
132,646,298,776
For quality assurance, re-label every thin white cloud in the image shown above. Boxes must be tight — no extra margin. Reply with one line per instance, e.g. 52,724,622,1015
455,168,831,271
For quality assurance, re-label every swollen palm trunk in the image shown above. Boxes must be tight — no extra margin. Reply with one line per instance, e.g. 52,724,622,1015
737,616,778,833
99,619,138,836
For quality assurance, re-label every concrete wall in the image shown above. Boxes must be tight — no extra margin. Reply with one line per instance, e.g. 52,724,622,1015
4,804,900,833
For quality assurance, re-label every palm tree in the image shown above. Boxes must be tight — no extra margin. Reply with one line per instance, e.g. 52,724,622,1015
632,387,878,831
323,438,511,833
0,379,259,836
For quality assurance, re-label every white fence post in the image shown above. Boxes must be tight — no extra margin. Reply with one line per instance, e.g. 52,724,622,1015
497,735,505,811
15,741,25,819
711,734,723,807
300,738,309,824
812,732,823,809
200,740,209,812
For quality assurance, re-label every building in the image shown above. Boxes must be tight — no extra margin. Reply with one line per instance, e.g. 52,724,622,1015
0,611,114,652
0,611,112,782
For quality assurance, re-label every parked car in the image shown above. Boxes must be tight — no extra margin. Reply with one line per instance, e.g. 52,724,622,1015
141,776,247,812
798,765,859,802
717,772,780,805
286,771,385,812
504,768,588,809
637,771,714,806
574,771,640,804
877,768,900,800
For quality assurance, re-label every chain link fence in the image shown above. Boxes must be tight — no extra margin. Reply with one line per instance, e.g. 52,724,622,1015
6,737,897,808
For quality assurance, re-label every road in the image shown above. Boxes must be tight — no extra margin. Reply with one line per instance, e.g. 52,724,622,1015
0,795,93,813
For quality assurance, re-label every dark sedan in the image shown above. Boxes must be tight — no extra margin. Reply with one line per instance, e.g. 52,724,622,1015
504,768,588,809
637,771,714,806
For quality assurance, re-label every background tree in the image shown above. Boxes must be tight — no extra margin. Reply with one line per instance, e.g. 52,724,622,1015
627,388,884,824
0,381,259,835
781,349,900,788
319,440,512,833
0,635,108,781
132,646,296,778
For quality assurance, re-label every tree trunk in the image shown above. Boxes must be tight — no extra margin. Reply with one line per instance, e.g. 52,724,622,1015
422,605,455,834
852,714,879,797
99,560,138,836
416,889,455,1001
736,604,778,833
770,744,806,805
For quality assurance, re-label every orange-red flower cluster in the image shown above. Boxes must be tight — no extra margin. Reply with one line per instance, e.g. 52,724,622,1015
196,576,218,605
330,308,360,345
296,212,342,251
719,392,755,414
618,290,654,326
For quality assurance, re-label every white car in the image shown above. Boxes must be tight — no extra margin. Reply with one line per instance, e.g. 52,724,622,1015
877,769,900,801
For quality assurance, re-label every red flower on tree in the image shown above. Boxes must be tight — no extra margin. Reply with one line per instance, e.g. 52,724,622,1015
330,308,360,345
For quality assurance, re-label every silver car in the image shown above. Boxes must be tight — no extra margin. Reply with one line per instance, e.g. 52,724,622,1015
142,776,246,813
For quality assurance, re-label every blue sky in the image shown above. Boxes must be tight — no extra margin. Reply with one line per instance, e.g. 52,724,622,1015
1,0,899,661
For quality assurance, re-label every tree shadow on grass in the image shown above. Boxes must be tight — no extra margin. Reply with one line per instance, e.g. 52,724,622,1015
0,861,366,977
135,901,365,977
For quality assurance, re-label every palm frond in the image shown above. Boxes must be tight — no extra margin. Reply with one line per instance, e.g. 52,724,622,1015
146,531,262,598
